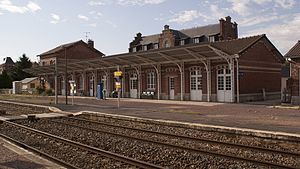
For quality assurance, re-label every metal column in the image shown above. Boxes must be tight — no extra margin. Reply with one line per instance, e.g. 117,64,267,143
180,62,185,101
206,60,211,102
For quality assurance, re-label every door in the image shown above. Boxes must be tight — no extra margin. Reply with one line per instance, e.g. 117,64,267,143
130,73,138,98
217,66,232,102
169,77,175,100
190,69,202,101
89,77,94,97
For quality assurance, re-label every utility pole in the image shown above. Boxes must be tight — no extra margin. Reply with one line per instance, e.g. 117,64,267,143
54,58,58,104
65,48,68,105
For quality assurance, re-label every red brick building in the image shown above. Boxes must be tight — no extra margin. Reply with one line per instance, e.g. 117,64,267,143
38,40,104,96
29,16,283,103
284,41,300,104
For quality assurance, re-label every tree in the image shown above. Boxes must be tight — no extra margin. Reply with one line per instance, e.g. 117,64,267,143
10,54,33,81
0,70,12,88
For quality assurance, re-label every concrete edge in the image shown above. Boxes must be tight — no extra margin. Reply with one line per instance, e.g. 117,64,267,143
80,110,300,142
0,100,74,116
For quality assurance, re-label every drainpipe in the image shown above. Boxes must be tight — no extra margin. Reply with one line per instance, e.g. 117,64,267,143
235,54,240,103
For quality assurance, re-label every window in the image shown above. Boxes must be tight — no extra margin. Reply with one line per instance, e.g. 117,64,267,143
193,38,199,43
164,40,170,48
226,76,231,90
132,47,136,52
147,72,156,89
154,43,159,49
180,40,185,46
209,36,215,42
30,83,35,89
143,45,147,51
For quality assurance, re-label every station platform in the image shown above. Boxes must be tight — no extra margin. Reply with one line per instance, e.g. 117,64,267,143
0,137,65,169
0,95,299,135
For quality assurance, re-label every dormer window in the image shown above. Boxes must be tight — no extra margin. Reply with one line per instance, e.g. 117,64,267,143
193,37,200,44
154,43,159,49
180,40,185,46
209,36,215,42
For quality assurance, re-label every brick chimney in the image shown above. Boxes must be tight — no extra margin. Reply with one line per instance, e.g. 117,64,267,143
164,25,170,30
87,39,94,48
219,16,238,40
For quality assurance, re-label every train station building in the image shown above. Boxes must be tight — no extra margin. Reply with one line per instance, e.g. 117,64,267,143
26,16,284,103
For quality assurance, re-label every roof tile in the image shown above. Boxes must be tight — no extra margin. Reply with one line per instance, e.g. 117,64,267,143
284,41,300,58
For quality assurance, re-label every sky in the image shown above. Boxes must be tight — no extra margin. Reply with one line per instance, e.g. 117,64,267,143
0,0,299,63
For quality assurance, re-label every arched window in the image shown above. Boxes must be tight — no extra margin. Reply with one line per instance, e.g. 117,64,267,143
147,72,156,89
164,40,170,48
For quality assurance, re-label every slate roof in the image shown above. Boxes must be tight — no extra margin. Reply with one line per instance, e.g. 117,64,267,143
210,34,264,55
39,40,104,56
140,24,220,45
21,77,38,84
211,34,284,62
284,41,300,58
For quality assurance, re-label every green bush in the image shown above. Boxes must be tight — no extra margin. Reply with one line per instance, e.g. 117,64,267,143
45,89,53,96
36,86,45,94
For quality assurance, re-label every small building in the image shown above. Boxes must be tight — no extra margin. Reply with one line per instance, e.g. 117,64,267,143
38,39,104,96
284,40,300,104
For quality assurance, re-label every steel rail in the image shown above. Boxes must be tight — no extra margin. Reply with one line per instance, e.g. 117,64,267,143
0,120,164,169
0,133,79,169
49,117,299,169
67,117,300,157
80,114,300,143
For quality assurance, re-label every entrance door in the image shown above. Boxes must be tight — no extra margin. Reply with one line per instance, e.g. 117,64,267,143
89,77,94,97
217,66,232,102
190,69,202,101
169,77,175,100
130,73,138,98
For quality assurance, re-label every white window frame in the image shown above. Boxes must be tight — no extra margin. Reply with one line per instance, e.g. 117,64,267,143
164,40,170,48
193,37,200,43
143,45,147,51
154,43,159,49
132,47,136,52
180,40,185,46
209,36,215,42
147,72,156,90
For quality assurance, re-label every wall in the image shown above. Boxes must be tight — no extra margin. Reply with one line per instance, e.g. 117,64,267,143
238,39,282,101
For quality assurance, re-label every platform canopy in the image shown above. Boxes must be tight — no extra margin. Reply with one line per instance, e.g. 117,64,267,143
25,35,265,75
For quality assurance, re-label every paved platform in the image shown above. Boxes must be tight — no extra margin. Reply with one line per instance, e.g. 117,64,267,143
0,95,300,134
0,137,65,169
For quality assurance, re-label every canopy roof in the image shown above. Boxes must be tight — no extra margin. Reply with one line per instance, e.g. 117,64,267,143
26,35,278,75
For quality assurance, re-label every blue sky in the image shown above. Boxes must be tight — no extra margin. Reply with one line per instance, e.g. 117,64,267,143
0,0,299,63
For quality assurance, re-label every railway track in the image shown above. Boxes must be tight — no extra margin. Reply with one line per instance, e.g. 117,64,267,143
0,120,164,169
50,117,300,169
79,114,300,153
15,117,299,169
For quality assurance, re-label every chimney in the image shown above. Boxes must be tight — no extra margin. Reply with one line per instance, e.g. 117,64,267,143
87,39,94,48
225,16,231,23
164,25,170,30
